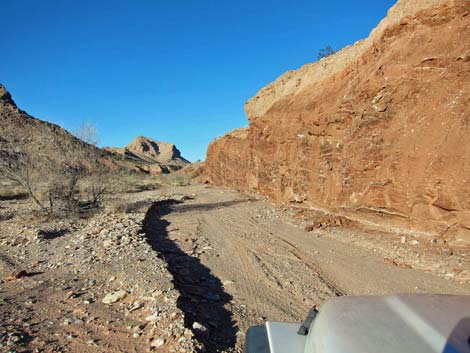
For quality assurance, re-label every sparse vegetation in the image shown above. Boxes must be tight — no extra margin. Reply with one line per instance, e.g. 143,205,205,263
0,135,106,217
105,173,160,194
156,173,192,187
317,45,337,60
110,199,153,214
74,122,100,146
1,85,195,221
106,170,193,195
0,92,197,219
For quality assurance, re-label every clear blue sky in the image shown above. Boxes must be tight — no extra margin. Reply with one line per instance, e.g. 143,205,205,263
1,0,395,162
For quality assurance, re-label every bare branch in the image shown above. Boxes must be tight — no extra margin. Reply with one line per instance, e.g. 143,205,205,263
75,123,99,146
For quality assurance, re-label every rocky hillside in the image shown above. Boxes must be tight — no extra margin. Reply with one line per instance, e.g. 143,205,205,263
105,137,190,174
0,84,134,173
204,0,470,247
0,85,188,176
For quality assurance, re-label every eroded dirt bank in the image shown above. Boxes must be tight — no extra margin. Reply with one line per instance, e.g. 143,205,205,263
204,0,470,246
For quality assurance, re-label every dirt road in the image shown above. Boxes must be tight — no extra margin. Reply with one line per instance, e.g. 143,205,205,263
143,185,470,351
2,184,468,353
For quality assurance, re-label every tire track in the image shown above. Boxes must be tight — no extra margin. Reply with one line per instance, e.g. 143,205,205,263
218,204,345,297
200,213,264,320
274,236,345,296
220,202,345,297
198,202,335,320
232,241,264,319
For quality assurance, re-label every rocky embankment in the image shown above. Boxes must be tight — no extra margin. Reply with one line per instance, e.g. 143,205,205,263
204,0,470,247
0,191,202,353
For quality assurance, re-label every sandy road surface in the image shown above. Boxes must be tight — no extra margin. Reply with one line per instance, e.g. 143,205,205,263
2,184,468,353
144,185,470,351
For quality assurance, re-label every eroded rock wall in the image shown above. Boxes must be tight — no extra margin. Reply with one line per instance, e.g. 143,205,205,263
205,0,470,245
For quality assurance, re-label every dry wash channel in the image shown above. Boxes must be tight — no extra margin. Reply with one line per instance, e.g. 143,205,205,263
142,185,470,352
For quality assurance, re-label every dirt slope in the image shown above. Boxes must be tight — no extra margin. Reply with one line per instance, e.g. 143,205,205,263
204,0,470,247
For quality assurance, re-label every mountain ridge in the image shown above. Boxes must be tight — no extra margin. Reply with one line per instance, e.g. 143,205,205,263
104,136,190,174
0,84,188,176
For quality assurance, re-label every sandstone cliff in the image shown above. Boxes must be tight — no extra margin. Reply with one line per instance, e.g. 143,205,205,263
204,0,470,246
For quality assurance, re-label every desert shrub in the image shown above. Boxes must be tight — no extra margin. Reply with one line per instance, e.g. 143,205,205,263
0,136,105,217
111,200,135,214
110,199,152,214
74,122,99,146
78,177,107,210
156,173,191,186
317,45,337,60
105,173,160,194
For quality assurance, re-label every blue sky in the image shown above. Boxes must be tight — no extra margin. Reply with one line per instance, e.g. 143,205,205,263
1,0,395,162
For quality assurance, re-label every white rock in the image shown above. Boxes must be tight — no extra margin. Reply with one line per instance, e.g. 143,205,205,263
102,290,127,304
150,338,165,348
192,322,208,332
128,302,144,312
145,313,160,322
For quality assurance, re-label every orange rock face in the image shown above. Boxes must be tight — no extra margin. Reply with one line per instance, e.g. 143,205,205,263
205,0,470,246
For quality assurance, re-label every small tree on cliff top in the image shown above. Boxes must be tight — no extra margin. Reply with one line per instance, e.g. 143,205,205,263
317,45,337,60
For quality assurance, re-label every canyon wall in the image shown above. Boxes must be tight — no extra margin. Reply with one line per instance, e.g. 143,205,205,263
204,0,470,246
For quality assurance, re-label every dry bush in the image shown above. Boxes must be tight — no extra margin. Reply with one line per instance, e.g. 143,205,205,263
74,122,99,146
155,173,191,187
78,176,107,210
111,200,139,213
110,199,152,214
111,200,135,214
317,45,337,60
0,137,50,212
0,135,106,217
105,172,160,194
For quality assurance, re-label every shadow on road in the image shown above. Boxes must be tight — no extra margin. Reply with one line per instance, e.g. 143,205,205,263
170,199,251,214
143,199,237,353
37,228,68,240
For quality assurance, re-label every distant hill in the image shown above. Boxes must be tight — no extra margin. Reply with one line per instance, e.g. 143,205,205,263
0,84,127,173
0,84,187,176
105,136,190,174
